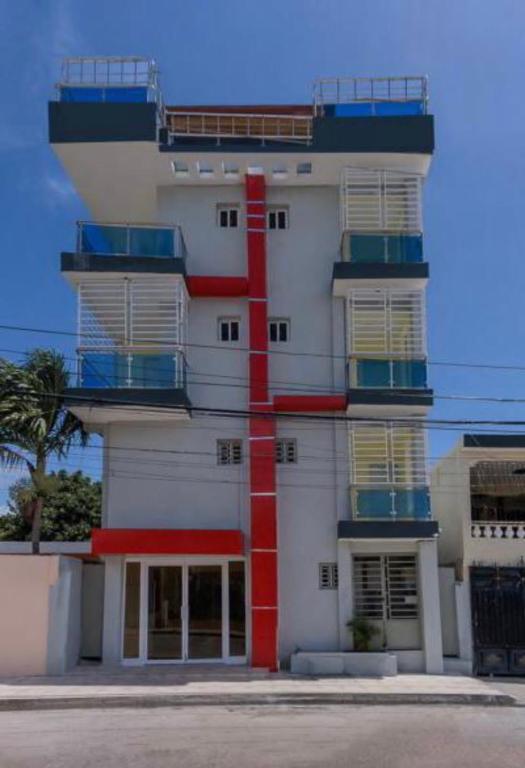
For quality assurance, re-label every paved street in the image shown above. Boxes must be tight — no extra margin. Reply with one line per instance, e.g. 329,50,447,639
0,705,524,768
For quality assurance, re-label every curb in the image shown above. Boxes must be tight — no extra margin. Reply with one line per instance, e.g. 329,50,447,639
0,691,516,711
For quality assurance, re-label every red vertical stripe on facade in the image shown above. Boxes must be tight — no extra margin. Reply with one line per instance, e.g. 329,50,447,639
246,172,279,671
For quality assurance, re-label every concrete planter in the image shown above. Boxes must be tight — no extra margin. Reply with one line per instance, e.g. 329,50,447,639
290,651,397,677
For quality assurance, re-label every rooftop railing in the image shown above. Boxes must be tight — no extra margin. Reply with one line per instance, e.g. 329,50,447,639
57,56,161,106
313,76,428,116
165,109,313,145
76,222,186,260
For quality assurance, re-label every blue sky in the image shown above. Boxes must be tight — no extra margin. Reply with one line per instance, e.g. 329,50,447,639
2,0,525,503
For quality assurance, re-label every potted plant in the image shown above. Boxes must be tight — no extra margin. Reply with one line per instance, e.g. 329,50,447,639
346,617,381,652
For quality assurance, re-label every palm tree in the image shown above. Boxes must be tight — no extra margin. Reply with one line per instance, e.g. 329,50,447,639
0,349,88,553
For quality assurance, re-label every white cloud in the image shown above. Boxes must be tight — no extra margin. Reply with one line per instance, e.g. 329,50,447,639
45,174,77,205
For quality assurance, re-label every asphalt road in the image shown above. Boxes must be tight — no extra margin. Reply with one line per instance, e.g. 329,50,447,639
0,704,524,768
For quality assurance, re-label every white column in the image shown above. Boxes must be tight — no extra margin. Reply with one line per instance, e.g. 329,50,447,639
417,540,444,673
102,555,124,666
337,541,353,650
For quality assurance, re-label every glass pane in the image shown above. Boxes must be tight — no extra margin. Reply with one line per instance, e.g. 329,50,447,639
228,562,246,657
129,227,174,257
350,234,385,263
80,353,128,388
395,489,431,519
123,562,140,658
393,360,427,388
356,359,390,387
148,566,183,660
80,224,127,255
355,489,394,519
130,354,174,388
188,565,222,659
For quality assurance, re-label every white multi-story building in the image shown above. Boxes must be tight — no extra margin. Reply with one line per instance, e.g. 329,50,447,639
51,57,443,672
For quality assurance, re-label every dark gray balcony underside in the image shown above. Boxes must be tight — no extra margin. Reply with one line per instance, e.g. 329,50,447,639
64,388,191,409
464,434,525,449
49,102,158,143
338,520,439,539
333,262,429,281
348,388,434,407
61,253,186,275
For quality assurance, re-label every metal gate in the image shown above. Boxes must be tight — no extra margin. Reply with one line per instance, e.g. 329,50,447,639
471,566,525,676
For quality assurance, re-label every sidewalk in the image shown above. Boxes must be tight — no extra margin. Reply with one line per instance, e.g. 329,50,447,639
0,665,517,710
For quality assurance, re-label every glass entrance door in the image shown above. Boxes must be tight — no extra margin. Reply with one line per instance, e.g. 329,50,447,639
188,565,223,659
147,566,183,660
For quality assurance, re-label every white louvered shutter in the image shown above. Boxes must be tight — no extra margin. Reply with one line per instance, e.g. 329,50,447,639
347,289,426,357
130,279,186,348
79,280,127,348
341,168,422,232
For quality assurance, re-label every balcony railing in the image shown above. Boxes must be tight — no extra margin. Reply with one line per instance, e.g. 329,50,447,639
471,522,525,540
77,222,186,260
351,487,431,520
165,110,313,145
77,349,186,389
57,56,161,105
349,358,428,389
341,232,423,264
314,76,428,116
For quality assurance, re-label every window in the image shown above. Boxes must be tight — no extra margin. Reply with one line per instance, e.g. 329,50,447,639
353,555,418,620
267,207,289,230
268,318,290,343
218,317,240,342
217,439,243,465
172,160,189,177
349,422,427,487
222,162,239,179
341,168,422,232
217,205,239,228
198,161,214,178
319,563,338,590
276,438,297,464
297,162,312,175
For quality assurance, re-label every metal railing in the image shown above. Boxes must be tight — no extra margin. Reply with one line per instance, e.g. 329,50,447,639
59,56,158,88
77,348,186,389
165,109,313,144
313,76,428,114
350,487,431,520
77,221,186,260
348,358,428,389
471,522,525,540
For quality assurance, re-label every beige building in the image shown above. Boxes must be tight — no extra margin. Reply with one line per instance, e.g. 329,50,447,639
432,434,525,676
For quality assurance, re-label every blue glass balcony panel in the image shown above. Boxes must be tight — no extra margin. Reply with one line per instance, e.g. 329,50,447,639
79,352,182,389
392,360,427,388
79,223,179,259
324,101,425,117
355,359,428,389
59,86,149,103
347,234,423,264
356,359,391,387
354,488,431,520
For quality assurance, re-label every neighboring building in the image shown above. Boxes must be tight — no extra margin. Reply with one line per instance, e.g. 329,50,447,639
50,56,442,672
432,434,525,676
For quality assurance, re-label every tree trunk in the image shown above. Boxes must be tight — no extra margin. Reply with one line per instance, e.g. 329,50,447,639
31,496,44,555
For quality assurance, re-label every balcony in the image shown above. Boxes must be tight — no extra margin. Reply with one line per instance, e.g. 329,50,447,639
77,349,186,389
61,222,187,278
351,488,431,520
341,232,423,264
313,76,428,117
469,460,525,540
56,56,160,104
349,358,428,389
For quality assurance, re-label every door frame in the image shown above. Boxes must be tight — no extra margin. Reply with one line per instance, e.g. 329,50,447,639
121,555,248,665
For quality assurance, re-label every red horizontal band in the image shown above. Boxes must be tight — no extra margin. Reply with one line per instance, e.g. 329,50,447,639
186,276,249,298
273,394,347,412
92,528,244,556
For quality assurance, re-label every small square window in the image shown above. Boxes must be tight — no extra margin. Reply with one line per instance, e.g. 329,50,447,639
218,317,240,342
267,207,289,230
197,162,214,178
297,162,312,175
217,205,239,228
223,162,240,178
319,563,338,590
276,438,297,464
272,164,288,179
217,439,243,465
172,160,189,177
269,318,290,343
